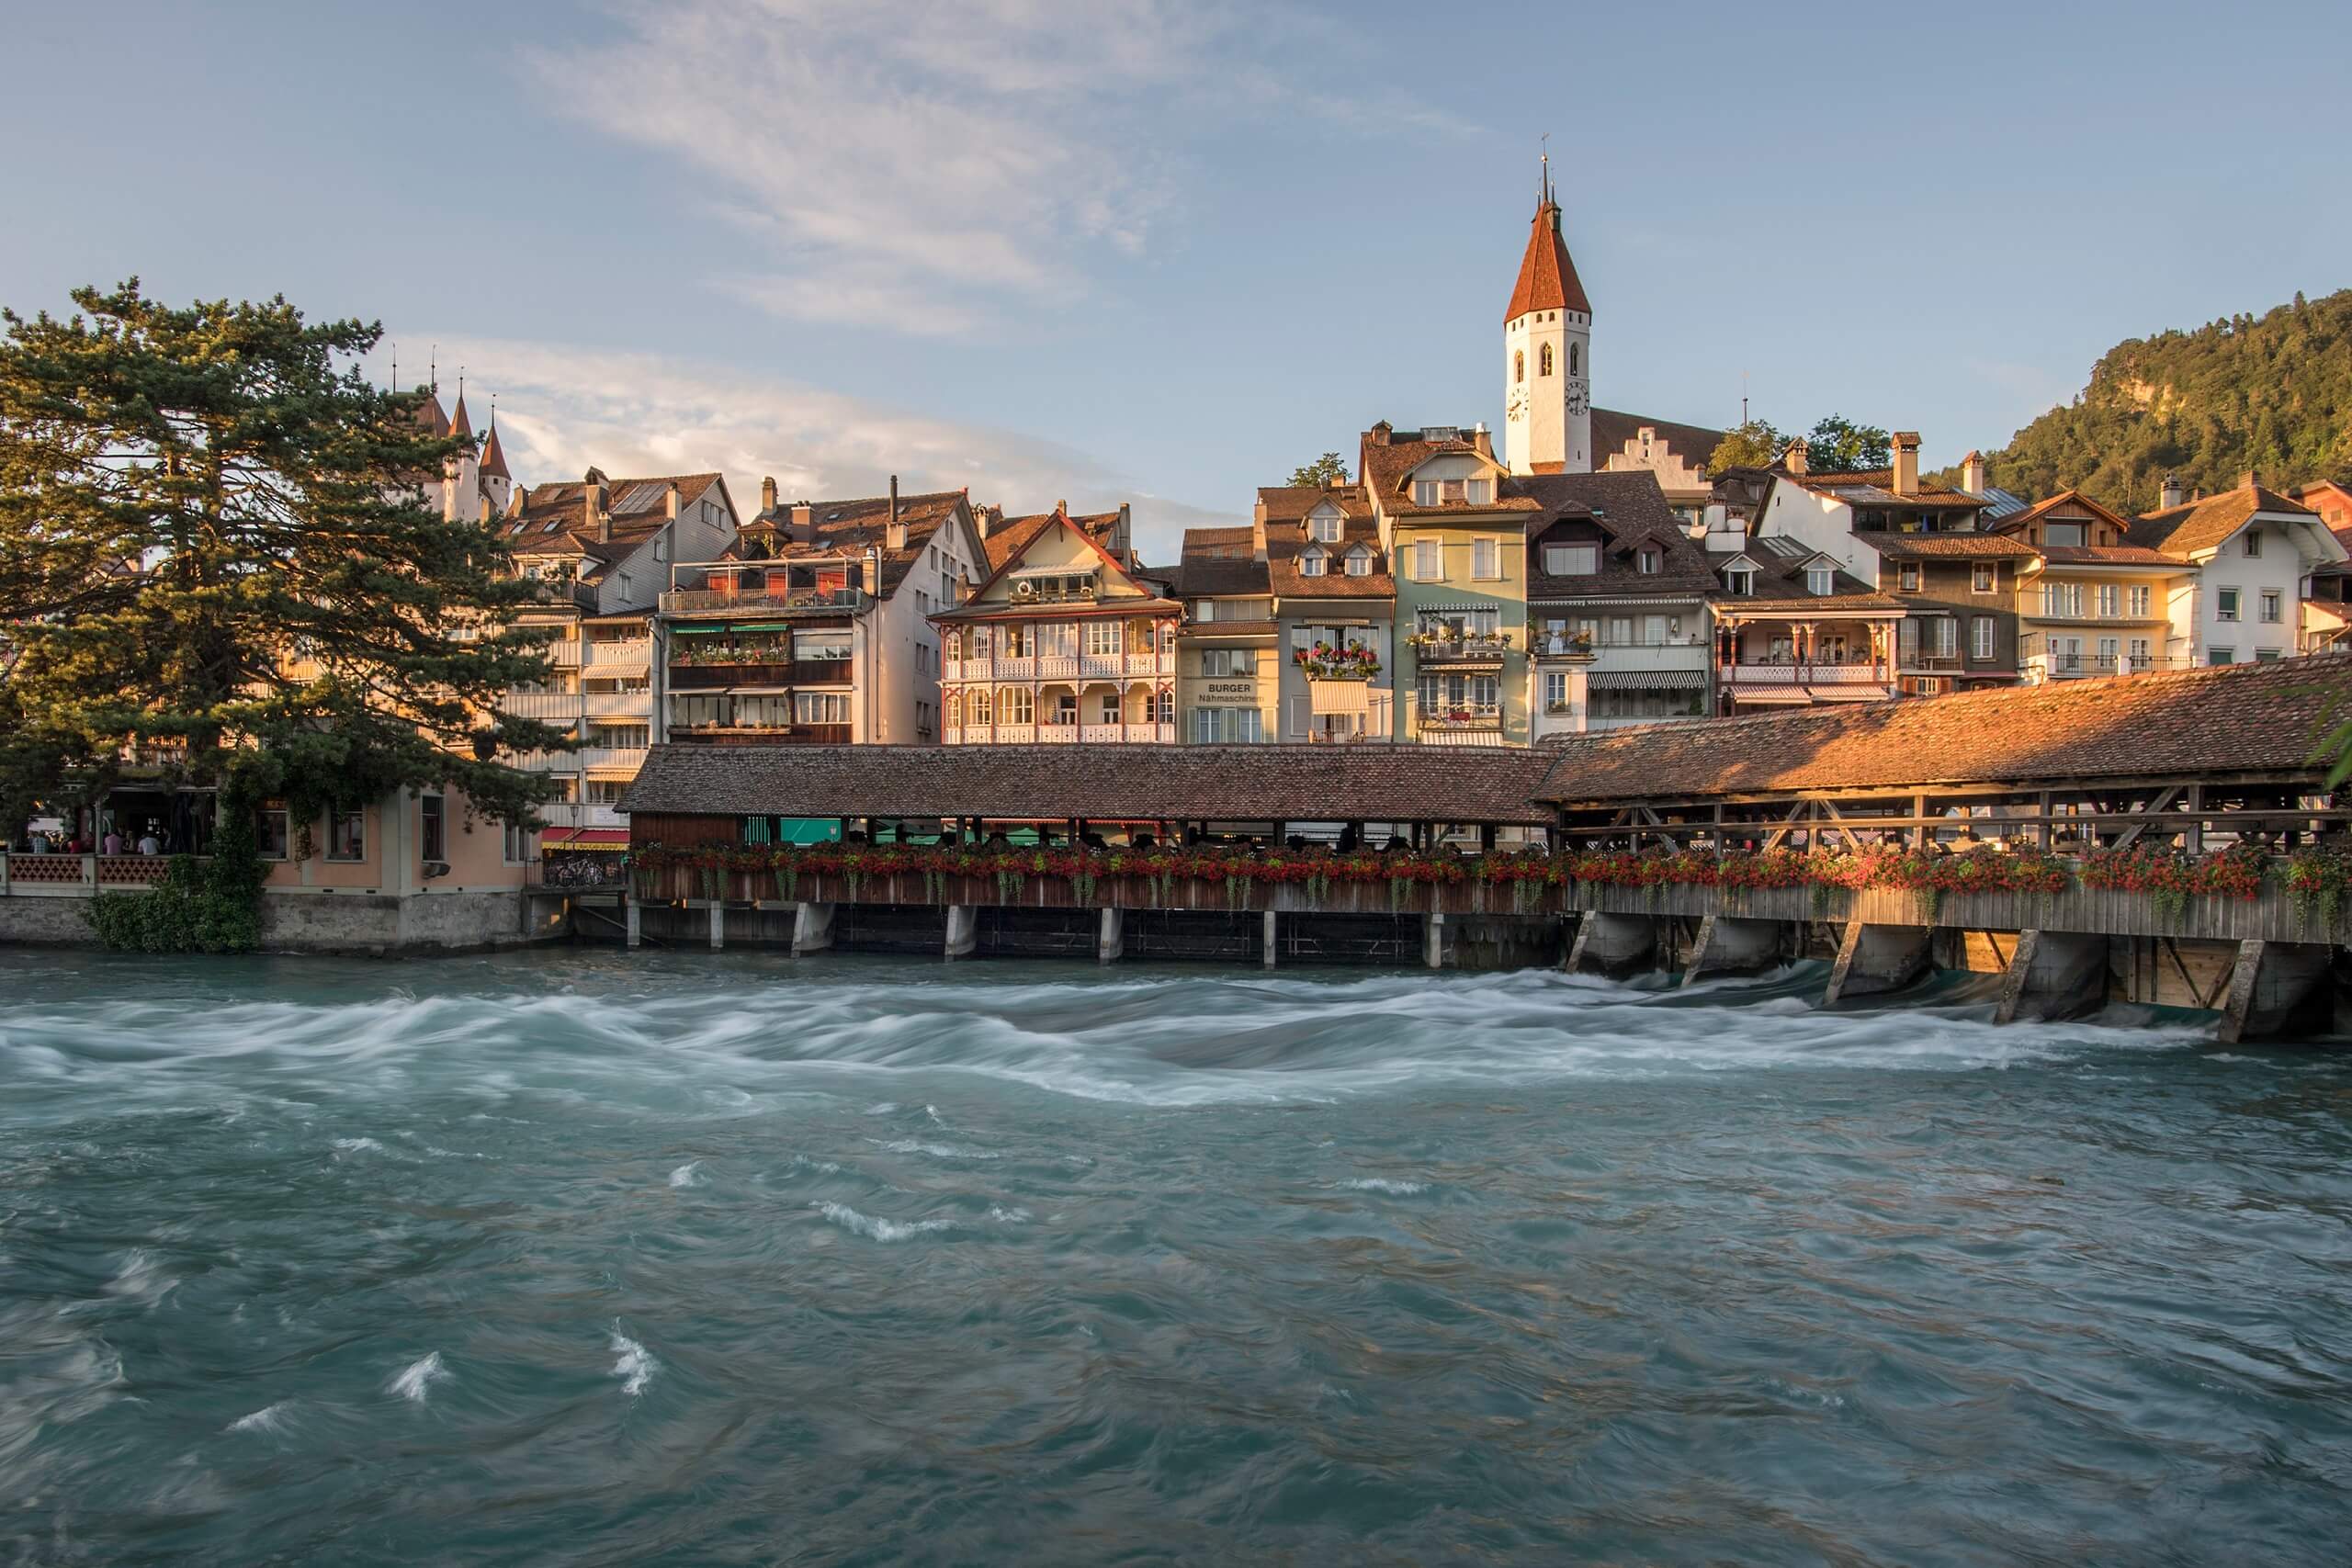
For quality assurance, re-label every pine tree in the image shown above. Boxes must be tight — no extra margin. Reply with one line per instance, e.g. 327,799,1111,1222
0,279,570,829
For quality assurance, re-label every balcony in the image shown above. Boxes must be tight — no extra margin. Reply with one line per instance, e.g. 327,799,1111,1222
583,690,653,720
670,659,852,690
2031,652,2187,680
1409,634,1510,664
536,802,628,829
582,639,652,671
1898,654,1967,673
944,722,1172,745
547,640,583,668
501,691,583,720
1417,705,1503,737
523,578,599,613
660,563,872,616
1724,662,1887,685
670,721,852,745
578,746,648,772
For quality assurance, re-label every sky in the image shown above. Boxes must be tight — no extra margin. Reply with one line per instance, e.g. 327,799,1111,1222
4,0,2347,560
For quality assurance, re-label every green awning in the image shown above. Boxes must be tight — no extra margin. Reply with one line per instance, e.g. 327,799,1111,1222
779,818,842,844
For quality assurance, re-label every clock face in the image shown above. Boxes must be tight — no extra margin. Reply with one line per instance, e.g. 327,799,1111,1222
1566,380,1589,416
1506,388,1527,418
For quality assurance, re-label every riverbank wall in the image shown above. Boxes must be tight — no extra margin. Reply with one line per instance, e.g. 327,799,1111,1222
0,885,566,956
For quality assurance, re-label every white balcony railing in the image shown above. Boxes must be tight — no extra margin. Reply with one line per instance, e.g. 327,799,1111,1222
583,691,653,719
583,639,651,670
1724,662,1886,684
501,691,582,720
577,746,648,772
547,641,583,668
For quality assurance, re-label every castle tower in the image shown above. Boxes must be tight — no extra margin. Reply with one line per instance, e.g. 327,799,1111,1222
1502,156,1593,475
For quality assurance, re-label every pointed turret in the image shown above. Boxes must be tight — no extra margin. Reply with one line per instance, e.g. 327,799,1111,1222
1505,180,1591,321
447,389,472,442
478,416,511,480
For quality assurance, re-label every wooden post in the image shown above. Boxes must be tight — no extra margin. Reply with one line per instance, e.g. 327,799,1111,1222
1261,909,1277,969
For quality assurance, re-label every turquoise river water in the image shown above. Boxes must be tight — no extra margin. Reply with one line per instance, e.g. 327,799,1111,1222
2,949,2349,1565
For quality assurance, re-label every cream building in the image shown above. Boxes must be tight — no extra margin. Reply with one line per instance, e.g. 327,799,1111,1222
2130,477,2347,667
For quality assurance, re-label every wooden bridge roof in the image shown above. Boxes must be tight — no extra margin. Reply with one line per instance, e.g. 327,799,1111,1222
1534,653,2352,807
622,742,1558,826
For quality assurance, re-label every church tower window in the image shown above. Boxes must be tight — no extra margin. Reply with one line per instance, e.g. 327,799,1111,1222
1538,344,1553,377
1514,350,1524,384
1569,344,1580,377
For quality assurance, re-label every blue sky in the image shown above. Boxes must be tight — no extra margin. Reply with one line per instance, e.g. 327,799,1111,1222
4,0,2346,559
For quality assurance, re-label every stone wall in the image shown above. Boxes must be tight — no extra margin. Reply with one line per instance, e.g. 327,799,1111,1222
0,889,556,955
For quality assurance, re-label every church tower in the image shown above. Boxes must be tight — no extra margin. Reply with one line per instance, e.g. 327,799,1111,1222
1502,156,1593,475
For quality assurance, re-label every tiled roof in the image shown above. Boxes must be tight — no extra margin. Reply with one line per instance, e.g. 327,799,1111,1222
1985,487,2137,542
1864,534,2041,560
1506,198,1591,320
1257,484,1374,524
622,742,1557,825
1259,486,1393,600
1358,429,1539,519
2036,544,2192,567
1517,471,1717,599
1708,537,1894,611
504,473,725,569
477,420,511,479
984,508,1124,570
1591,408,1726,468
741,490,970,598
1789,469,1984,509
1532,653,2352,804
1174,538,1270,599
2132,482,2319,557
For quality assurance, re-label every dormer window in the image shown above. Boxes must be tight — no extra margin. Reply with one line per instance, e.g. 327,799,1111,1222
1806,566,1834,595
1466,479,1492,504
1300,546,1328,577
1725,568,1755,595
1308,512,1341,543
1638,548,1659,575
1344,545,1372,577
1544,543,1599,576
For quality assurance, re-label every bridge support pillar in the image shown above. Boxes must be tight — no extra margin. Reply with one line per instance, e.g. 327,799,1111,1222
1824,919,1931,1006
1995,931,2109,1024
1681,915,1782,987
625,899,641,950
707,902,725,951
1423,910,1455,970
793,901,836,956
1262,910,1278,969
1566,911,1656,978
1097,907,1124,964
944,904,978,960
2219,940,2335,1043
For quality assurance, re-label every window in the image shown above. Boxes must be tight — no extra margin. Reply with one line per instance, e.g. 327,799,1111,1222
2098,584,2120,617
1639,548,1659,575
1898,563,1921,592
2129,585,2152,616
1046,691,1078,726
2129,638,2150,662
2244,528,2262,558
1472,538,1501,580
1301,546,1327,577
795,691,851,724
996,687,1033,724
1155,689,1173,724
1466,479,1493,505
1569,343,1580,377
1543,670,1570,714
1190,706,1263,743
2216,587,2241,622
1309,513,1341,543
2256,647,2282,661
255,806,289,862
1083,620,1122,656
1539,343,1554,376
328,808,365,862
1202,648,1256,677
2209,647,2235,665
2042,581,2084,617
1411,540,1442,581
420,794,447,863
2259,589,2282,623
1973,563,1996,593
1972,615,1995,660
1929,617,1958,657
1514,349,1525,384
1544,543,1599,576
968,688,991,726
1345,546,1372,577
2043,522,2086,547
1724,568,1754,595
1412,480,1435,505
1805,566,1834,595
503,823,534,863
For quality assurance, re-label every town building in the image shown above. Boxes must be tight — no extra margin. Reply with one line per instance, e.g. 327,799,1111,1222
1258,482,1397,742
1871,532,2035,693
1172,528,1279,744
1503,158,1593,477
496,469,741,847
1522,471,1715,737
2130,477,2347,666
2290,481,2352,652
1592,411,1725,526
1706,531,1905,713
934,504,1180,743
1987,489,2194,680
659,479,988,750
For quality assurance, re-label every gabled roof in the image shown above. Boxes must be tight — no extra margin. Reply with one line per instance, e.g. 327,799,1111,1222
2037,544,2195,568
739,489,976,599
1864,533,2041,560
1506,197,1591,321
983,506,1125,570
504,472,726,566
1358,429,1541,518
943,508,1169,617
1709,536,1898,613
1174,529,1269,599
1259,486,1392,601
1986,487,2138,540
1591,408,1726,468
2132,481,2328,558
1514,470,1717,599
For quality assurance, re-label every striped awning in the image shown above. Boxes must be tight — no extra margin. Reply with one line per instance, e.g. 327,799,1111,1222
1587,669,1706,692
1308,680,1371,716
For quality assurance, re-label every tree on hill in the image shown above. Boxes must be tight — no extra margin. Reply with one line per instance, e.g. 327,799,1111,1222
0,279,570,837
1804,415,1892,473
1939,288,2352,511
1288,452,1349,487
1707,419,1785,472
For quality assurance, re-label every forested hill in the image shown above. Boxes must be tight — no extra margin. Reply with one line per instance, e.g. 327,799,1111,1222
1940,289,2352,513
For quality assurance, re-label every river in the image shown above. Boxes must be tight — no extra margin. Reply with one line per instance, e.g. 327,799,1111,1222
2,949,2348,1564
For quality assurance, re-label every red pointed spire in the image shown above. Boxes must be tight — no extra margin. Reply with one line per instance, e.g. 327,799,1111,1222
1505,165,1591,322
478,416,511,479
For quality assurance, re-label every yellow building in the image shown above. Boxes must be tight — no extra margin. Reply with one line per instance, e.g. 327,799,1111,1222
1990,491,2193,679
1172,527,1279,743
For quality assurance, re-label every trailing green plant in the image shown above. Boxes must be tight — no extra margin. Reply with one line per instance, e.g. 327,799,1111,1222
2284,846,2352,936
86,778,267,953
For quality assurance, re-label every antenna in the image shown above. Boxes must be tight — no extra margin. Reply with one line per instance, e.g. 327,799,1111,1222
1539,132,1550,205
1741,371,1748,427
429,344,437,392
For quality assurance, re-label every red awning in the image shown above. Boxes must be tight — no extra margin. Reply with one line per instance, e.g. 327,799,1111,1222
540,828,631,851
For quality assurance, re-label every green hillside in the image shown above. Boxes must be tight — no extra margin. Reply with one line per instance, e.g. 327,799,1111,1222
1942,289,2352,513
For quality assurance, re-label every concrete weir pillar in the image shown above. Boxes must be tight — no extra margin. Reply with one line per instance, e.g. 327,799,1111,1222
1680,914,1781,987
2219,940,2336,1044
792,901,836,956
1098,907,1124,964
1995,930,2109,1024
1566,911,1656,978
1823,919,1931,1006
1262,910,1278,970
625,899,641,950
707,902,725,951
944,904,978,960
1424,911,1455,970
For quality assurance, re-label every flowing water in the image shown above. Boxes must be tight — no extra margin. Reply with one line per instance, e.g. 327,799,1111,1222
3,949,2350,1565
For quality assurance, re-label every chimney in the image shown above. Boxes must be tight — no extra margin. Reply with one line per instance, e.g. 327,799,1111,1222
788,501,814,546
1472,423,1493,458
760,475,777,514
2159,474,2184,510
2239,468,2260,491
584,477,609,543
885,474,908,552
1784,438,1808,475
665,481,681,521
1369,421,1393,446
1961,450,1986,495
1891,432,1920,496
1251,516,1269,564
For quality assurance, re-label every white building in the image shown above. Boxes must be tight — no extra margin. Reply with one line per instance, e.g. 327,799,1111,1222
1503,157,1593,478
2131,477,2348,666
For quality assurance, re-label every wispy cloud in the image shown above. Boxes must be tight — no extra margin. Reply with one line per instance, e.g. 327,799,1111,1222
531,0,1473,335
400,335,1235,558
